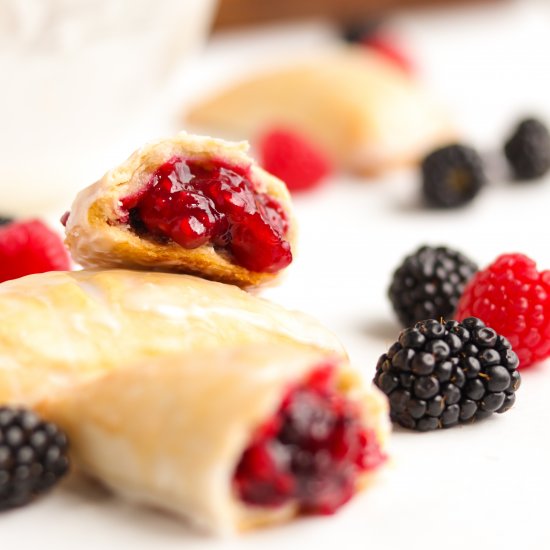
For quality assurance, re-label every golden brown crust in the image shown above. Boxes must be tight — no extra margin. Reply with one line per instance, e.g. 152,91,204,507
64,133,296,289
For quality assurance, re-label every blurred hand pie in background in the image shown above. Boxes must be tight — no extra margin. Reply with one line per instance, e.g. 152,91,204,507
185,47,454,176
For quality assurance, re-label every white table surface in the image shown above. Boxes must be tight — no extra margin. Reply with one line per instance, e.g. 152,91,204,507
3,1,550,548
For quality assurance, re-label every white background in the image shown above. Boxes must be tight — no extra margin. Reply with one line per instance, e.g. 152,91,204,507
3,0,550,548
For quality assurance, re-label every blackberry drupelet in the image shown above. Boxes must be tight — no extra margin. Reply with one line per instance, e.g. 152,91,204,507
421,144,487,208
504,118,550,180
388,245,477,327
373,318,520,431
0,407,70,510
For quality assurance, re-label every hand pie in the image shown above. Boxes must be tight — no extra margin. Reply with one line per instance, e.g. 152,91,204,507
64,132,295,288
37,342,390,534
0,269,343,405
186,47,454,175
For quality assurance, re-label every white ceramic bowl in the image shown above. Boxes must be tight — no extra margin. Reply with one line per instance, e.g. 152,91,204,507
0,0,217,216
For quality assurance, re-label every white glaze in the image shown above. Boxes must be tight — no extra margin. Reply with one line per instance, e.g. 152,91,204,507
0,269,345,404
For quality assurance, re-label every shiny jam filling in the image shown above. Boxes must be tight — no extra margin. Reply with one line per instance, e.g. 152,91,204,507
120,157,292,273
233,365,386,515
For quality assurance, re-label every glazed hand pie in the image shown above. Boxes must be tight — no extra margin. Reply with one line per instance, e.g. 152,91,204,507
186,47,454,175
0,269,344,405
37,342,389,534
64,132,295,288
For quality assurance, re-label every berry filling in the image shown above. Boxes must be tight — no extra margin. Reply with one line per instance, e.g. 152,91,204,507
234,365,385,515
120,157,292,273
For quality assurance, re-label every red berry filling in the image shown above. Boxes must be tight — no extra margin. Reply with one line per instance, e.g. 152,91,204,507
234,365,385,515
121,157,292,273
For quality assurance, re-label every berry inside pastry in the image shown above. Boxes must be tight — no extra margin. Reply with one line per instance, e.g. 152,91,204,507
64,133,295,288
234,363,386,515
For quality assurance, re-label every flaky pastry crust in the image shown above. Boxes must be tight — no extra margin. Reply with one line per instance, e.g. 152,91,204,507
64,133,296,289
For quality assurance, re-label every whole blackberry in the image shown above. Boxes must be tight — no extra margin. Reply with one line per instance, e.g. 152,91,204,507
0,407,70,510
374,318,520,431
504,118,550,180
388,245,477,327
340,21,380,43
0,217,13,226
421,144,487,208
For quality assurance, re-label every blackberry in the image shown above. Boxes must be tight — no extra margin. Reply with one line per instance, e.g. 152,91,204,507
388,245,477,327
373,318,520,431
340,21,381,43
421,144,487,208
0,217,13,226
504,118,550,180
0,407,70,510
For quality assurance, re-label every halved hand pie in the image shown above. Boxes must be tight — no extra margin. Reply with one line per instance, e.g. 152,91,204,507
0,269,343,405
37,342,389,534
64,133,295,288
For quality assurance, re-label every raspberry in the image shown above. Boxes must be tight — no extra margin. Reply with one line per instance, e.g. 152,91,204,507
504,118,550,180
421,144,487,208
340,25,414,74
362,34,414,75
0,407,70,510
374,318,521,431
258,128,332,193
455,253,550,368
0,220,70,284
